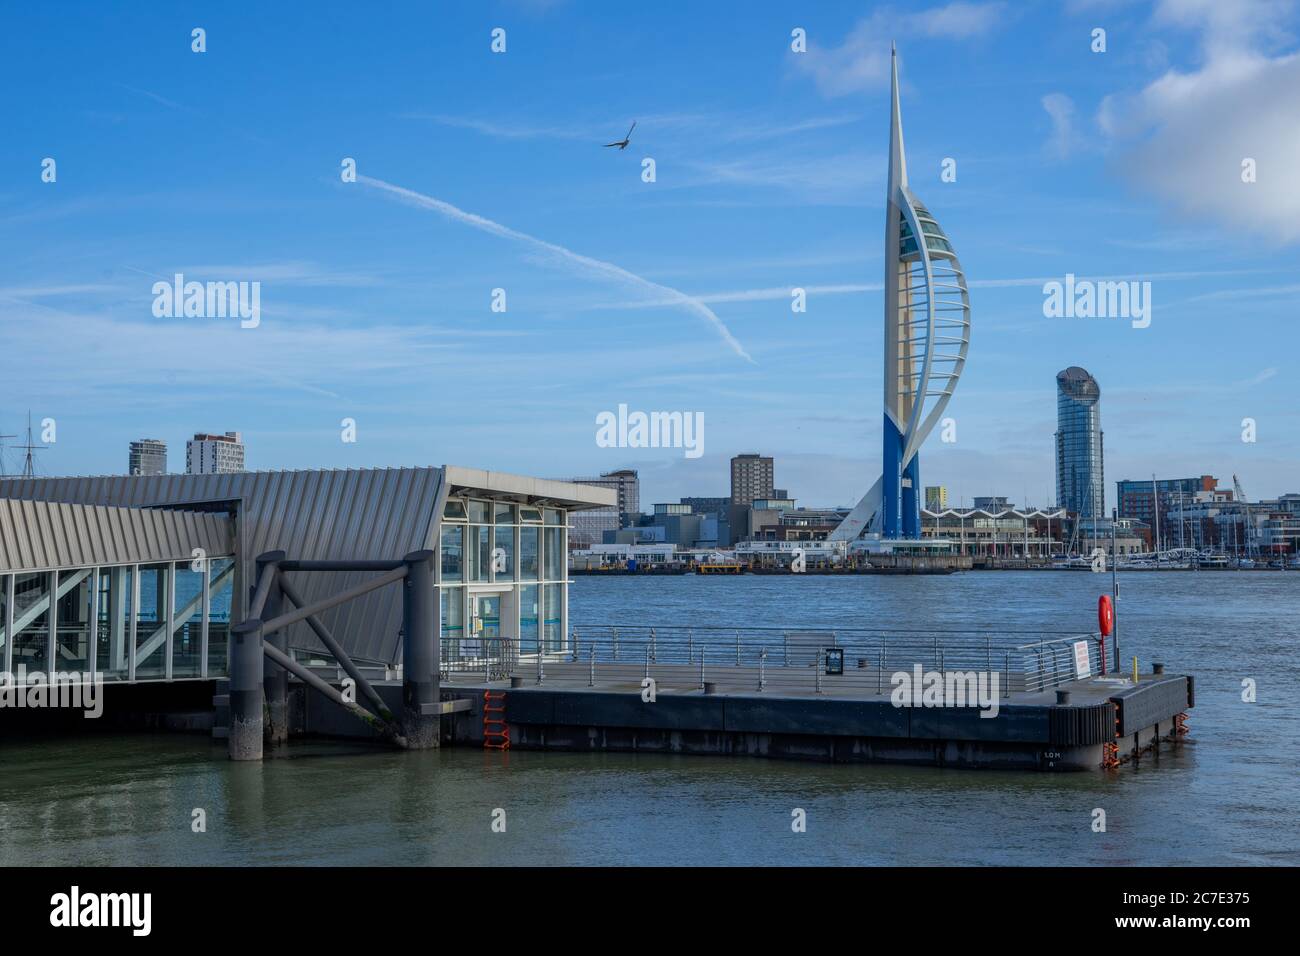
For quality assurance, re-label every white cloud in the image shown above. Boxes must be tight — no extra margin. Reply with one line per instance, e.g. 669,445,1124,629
1041,93,1079,159
1099,0,1300,241
357,176,754,362
794,2,1007,97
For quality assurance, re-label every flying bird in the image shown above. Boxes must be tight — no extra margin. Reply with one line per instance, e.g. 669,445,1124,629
603,121,636,150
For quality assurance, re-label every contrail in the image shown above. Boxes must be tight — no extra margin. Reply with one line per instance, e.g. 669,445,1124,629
358,175,754,362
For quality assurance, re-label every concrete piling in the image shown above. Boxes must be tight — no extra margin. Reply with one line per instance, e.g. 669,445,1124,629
229,618,265,761
258,551,288,746
401,549,439,749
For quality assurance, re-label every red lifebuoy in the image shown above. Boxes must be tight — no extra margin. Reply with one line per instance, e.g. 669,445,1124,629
1098,594,1114,636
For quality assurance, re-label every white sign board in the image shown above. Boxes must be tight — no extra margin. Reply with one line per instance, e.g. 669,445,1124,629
1072,640,1092,680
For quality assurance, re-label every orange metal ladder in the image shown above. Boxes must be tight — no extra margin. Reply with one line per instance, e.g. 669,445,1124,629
483,690,509,750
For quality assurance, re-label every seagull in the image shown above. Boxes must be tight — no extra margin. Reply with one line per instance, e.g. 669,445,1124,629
603,121,636,150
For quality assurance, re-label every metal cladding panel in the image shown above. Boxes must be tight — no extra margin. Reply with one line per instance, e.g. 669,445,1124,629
0,497,233,572
0,467,443,664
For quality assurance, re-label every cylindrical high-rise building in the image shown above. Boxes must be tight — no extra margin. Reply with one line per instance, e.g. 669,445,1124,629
1055,367,1104,520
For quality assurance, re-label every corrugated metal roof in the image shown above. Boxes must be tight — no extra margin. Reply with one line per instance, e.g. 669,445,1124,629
0,468,443,664
0,498,234,572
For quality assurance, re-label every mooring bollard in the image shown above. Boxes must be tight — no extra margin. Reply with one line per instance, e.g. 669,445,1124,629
1056,690,1071,705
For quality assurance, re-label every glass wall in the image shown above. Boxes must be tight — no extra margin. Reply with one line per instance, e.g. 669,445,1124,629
437,496,568,660
135,564,169,679
519,583,539,656
55,568,93,673
95,566,132,681
208,558,234,678
12,571,51,675
171,561,204,678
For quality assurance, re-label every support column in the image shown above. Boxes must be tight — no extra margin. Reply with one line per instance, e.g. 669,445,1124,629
882,415,903,538
258,551,288,745
229,618,265,761
902,452,921,539
401,549,439,749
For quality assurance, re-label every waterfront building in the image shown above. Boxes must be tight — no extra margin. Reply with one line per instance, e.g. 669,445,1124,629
128,438,167,476
730,453,774,506
570,542,676,570
831,45,971,544
924,486,947,511
1055,367,1104,520
186,431,245,474
1116,475,1221,529
972,495,1013,511
0,466,612,680
922,505,1068,558
565,468,639,547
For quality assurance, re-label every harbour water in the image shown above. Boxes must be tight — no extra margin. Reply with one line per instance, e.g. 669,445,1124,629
1,571,1297,866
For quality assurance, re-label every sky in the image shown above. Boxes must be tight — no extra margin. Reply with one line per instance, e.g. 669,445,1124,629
0,0,1297,511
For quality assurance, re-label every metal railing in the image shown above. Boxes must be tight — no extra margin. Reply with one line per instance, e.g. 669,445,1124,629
440,625,1102,697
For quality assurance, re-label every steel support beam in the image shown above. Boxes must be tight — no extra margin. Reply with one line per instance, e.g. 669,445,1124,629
258,565,407,636
276,573,395,724
261,640,405,746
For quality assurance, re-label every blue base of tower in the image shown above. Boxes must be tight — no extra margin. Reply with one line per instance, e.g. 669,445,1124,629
882,414,921,539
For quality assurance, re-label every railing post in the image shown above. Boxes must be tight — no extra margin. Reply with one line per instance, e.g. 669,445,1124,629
1003,651,1010,698
877,642,884,694
402,549,439,749
699,646,705,690
815,653,822,695
536,638,545,685
650,627,657,663
644,643,651,682
687,629,694,665
229,618,264,761
612,627,619,662
256,551,289,747
758,647,767,692
588,643,595,687
735,629,741,666
571,628,579,663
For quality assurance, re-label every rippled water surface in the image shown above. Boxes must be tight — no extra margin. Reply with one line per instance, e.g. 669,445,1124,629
1,572,1296,865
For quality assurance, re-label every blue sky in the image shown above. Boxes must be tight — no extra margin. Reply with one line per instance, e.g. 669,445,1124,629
1,0,1297,510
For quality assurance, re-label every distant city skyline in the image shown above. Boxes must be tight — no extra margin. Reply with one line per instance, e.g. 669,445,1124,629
2,2,1296,508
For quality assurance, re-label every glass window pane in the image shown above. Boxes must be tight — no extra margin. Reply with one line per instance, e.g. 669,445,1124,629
465,525,490,582
440,525,463,582
94,566,132,681
519,507,542,523
207,558,234,678
172,561,204,678
494,503,515,524
519,584,538,656
468,500,489,523
543,583,563,654
55,569,94,675
544,527,565,581
492,526,515,581
544,508,563,526
443,499,466,520
519,526,539,581
135,564,168,679
440,586,464,663
12,571,51,676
